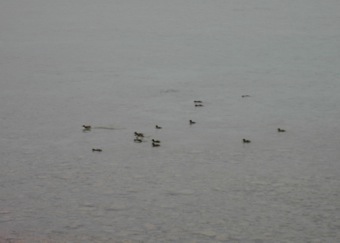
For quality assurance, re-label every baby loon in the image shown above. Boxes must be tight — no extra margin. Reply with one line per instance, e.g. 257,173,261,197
243,139,251,143
277,128,286,132
155,125,162,129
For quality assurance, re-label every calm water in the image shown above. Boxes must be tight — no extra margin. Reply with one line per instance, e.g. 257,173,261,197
1,1,340,242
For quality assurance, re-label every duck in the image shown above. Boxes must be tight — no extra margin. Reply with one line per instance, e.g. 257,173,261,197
277,128,286,132
243,139,251,143
189,120,196,125
92,148,102,152
134,132,144,138
152,139,160,143
152,142,160,147
155,125,162,129
82,125,91,130
134,138,143,143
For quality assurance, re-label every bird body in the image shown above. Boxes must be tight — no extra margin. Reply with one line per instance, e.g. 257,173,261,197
134,138,143,143
92,148,102,152
152,142,160,147
134,132,144,137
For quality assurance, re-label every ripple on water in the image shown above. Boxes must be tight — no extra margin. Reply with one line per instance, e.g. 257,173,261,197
78,203,96,211
104,203,129,211
192,228,217,238
165,189,195,196
64,223,84,230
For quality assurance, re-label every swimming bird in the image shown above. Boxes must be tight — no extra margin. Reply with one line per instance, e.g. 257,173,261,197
189,120,196,125
83,125,91,130
195,104,203,107
152,142,160,147
92,148,102,152
134,132,144,138
194,100,203,103
152,139,160,143
155,125,162,129
241,95,250,98
277,128,286,132
243,139,251,143
134,138,143,143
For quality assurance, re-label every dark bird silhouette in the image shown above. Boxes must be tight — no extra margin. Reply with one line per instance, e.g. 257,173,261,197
134,132,144,138
243,139,251,143
134,138,143,143
155,125,162,129
152,142,160,147
83,125,91,130
277,128,286,132
189,120,196,125
152,139,160,143
92,148,102,152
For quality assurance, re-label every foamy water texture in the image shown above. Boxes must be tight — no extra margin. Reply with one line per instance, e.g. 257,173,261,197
1,0,339,242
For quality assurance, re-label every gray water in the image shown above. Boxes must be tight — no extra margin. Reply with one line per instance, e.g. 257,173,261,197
1,1,339,242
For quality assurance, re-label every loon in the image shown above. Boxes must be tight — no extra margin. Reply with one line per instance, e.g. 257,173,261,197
243,139,251,143
134,138,143,143
92,148,102,152
134,132,144,137
152,142,160,147
189,120,196,125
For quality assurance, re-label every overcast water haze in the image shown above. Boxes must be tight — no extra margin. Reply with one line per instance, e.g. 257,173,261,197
1,0,340,242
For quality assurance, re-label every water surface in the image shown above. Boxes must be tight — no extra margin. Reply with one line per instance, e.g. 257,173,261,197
1,0,339,242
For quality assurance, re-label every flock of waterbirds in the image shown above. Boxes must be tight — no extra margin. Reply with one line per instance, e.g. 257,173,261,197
83,96,286,152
